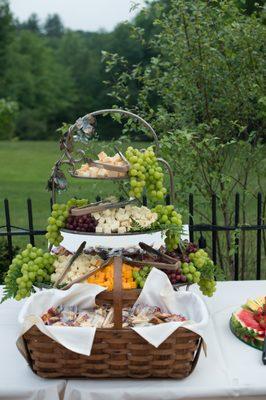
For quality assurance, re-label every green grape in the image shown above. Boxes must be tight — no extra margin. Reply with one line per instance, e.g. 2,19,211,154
125,146,167,202
46,198,88,246
189,249,209,269
2,245,58,302
181,262,201,284
152,204,182,251
199,278,216,297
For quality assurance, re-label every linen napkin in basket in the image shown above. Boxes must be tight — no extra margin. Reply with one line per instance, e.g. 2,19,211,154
131,268,208,352
17,268,208,360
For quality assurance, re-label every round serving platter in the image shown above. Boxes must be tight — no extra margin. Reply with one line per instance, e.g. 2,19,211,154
69,172,129,180
60,225,190,253
60,228,166,252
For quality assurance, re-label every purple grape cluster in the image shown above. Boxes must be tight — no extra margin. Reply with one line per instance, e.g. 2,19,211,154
66,214,97,232
163,268,187,285
185,242,198,254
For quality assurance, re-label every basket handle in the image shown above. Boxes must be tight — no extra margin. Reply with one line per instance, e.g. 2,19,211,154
113,256,123,329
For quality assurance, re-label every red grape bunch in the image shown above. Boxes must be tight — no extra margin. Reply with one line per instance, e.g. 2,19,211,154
66,214,97,232
163,267,187,285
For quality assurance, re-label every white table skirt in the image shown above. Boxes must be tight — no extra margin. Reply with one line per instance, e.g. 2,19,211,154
0,281,265,400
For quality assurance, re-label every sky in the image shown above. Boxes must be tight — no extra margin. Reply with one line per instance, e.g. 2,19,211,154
9,0,147,32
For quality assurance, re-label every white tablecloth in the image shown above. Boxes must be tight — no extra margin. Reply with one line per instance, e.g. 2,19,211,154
0,281,265,400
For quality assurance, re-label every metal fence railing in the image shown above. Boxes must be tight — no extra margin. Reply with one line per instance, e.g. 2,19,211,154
1,193,265,280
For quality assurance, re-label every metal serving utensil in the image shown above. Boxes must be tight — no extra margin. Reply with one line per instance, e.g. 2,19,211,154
70,198,137,216
61,257,113,291
53,241,86,288
138,242,178,264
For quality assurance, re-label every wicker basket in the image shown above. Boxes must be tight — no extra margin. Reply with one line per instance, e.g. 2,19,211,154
23,257,202,379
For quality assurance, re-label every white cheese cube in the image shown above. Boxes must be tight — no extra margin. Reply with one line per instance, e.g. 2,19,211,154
103,226,112,234
98,151,107,161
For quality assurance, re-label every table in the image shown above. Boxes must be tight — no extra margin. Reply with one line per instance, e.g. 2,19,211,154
0,281,265,400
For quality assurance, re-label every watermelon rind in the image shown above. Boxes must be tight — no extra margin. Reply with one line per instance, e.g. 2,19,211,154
230,314,263,351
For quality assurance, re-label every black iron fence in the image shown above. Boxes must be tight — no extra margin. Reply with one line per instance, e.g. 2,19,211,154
0,193,265,280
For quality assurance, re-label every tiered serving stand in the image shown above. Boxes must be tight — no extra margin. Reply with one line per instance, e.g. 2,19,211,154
22,109,202,380
49,109,178,252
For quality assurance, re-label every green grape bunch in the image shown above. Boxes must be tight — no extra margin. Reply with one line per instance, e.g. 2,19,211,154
125,146,167,201
189,249,210,269
181,262,201,284
46,198,88,246
152,204,182,251
2,244,56,302
132,265,152,288
188,249,217,296
198,278,216,297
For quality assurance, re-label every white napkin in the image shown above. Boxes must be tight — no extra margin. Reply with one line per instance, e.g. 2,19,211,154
131,268,209,349
17,269,208,361
17,283,106,359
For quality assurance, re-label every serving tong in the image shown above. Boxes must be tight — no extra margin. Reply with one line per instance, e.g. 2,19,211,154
70,198,137,216
124,242,181,272
53,241,87,288
53,240,113,290
62,257,113,291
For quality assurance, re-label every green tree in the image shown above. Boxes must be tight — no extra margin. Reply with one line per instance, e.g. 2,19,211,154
105,0,266,276
0,98,18,139
0,0,13,94
20,13,41,34
44,14,64,37
5,30,76,139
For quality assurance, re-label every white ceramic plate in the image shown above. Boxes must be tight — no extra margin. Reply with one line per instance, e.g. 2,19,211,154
60,225,189,252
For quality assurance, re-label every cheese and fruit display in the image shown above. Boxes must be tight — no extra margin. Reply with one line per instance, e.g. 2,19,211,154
3,110,219,380
230,296,266,351
1,109,220,306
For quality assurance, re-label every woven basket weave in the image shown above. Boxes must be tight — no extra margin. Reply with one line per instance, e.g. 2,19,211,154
23,257,202,379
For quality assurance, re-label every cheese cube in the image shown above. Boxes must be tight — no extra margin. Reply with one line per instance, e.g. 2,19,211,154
121,220,131,228
98,151,107,161
108,170,119,178
118,226,127,234
111,220,120,232
103,225,112,234
98,168,107,177
112,153,122,163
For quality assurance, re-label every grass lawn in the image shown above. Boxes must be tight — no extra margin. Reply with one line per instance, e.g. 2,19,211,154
0,140,141,248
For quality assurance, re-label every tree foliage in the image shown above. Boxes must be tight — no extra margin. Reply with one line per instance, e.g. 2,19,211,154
104,0,266,275
0,0,264,140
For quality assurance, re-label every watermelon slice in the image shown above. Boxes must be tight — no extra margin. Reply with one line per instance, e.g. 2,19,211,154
236,309,264,334
231,297,266,351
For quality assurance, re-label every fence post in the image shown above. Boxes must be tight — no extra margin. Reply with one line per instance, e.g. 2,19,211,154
211,194,217,265
142,195,147,206
165,194,170,205
27,199,35,246
189,194,194,243
256,193,262,280
4,199,13,261
234,193,240,281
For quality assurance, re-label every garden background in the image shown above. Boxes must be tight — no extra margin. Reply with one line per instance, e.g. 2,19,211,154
0,0,265,281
